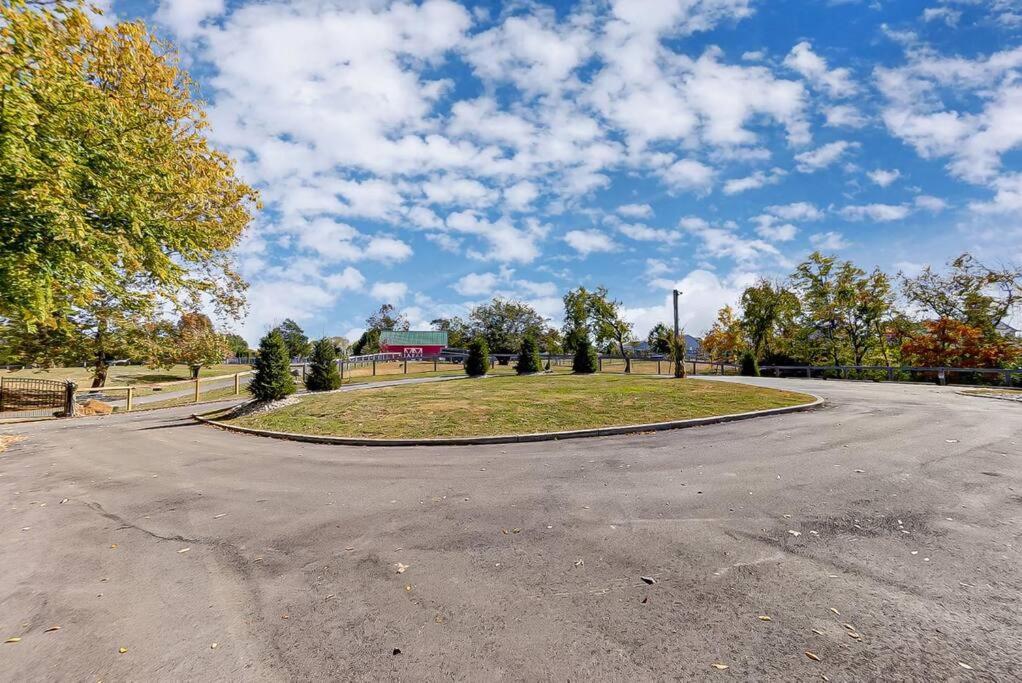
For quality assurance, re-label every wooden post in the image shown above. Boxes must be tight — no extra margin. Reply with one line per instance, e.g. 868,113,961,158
372,360,376,376
657,360,661,375
193,378,200,403
672,289,683,378
234,373,241,395
126,387,134,412
434,358,437,372
340,360,345,384
404,358,408,374
63,380,77,418
598,356,603,372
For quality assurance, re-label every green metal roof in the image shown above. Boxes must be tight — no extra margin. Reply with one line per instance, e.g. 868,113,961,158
379,330,448,346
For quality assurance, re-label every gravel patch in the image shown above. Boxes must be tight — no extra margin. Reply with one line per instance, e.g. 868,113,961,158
224,396,302,419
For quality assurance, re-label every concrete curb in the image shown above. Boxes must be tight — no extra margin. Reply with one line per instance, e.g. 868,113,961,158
192,393,825,448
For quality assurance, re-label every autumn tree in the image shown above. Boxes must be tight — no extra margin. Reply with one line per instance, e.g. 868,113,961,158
0,1,257,331
701,305,746,364
163,312,228,379
900,254,1021,337
901,319,1019,368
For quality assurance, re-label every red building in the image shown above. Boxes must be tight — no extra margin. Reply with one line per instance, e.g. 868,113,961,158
379,330,448,358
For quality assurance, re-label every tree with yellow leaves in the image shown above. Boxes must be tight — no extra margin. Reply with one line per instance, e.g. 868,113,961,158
701,305,747,365
0,0,257,379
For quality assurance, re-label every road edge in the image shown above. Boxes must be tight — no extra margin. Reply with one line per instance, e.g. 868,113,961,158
192,392,825,447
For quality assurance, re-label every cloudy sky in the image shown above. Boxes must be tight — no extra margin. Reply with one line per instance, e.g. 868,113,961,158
115,0,1022,343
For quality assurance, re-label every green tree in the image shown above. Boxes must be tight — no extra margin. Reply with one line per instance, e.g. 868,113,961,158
515,335,543,374
792,252,844,366
469,298,546,359
647,323,673,354
353,304,409,355
305,338,341,391
0,1,257,329
572,336,599,374
739,350,760,377
561,287,593,354
431,316,472,349
465,336,489,377
249,329,295,401
225,334,251,359
834,263,893,366
587,287,636,373
275,319,310,360
740,280,801,360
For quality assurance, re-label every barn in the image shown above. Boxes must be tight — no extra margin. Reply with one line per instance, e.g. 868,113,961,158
379,330,449,358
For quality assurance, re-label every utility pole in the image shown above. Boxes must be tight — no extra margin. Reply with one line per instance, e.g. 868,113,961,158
672,289,685,378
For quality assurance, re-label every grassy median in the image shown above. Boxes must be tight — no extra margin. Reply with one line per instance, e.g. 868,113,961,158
224,374,813,439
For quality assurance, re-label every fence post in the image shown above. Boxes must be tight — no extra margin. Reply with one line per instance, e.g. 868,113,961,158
434,358,438,372
938,368,947,386
193,378,200,403
404,358,408,374
0,376,4,414
340,360,345,384
126,387,134,412
657,360,661,375
63,381,77,417
372,360,376,376
1004,369,1011,386
806,367,811,379
234,373,241,395
598,357,603,372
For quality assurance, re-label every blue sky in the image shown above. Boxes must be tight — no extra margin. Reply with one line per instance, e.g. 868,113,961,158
108,0,1022,343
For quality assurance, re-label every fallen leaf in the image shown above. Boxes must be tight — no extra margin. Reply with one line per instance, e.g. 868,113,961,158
641,597,648,604
344,547,354,551
640,576,656,585
501,528,508,535
958,662,973,671
60,498,68,504
44,626,60,633
405,584,412,592
854,469,865,473
830,608,840,615
574,558,584,568
392,648,402,655
5,637,21,644
711,663,729,670
110,544,117,549
118,647,128,654
848,632,861,640
758,615,772,621
805,651,821,662
213,514,227,519
946,439,959,443
842,623,856,631
788,530,802,537
177,548,190,554
395,563,409,574
812,629,825,636
511,528,521,533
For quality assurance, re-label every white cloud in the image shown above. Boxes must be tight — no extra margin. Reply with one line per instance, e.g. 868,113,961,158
680,216,783,264
453,272,500,296
765,201,825,221
823,104,868,128
794,140,858,172
867,168,901,187
370,281,409,302
754,220,798,241
659,159,715,193
784,41,858,98
722,168,786,194
324,267,366,291
969,173,1022,213
563,229,617,256
156,0,225,39
809,231,850,250
914,194,949,212
626,268,761,337
365,237,413,262
839,203,912,221
922,7,961,26
614,222,681,243
617,203,654,219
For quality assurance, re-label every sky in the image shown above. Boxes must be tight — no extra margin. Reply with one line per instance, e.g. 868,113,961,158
107,0,1022,344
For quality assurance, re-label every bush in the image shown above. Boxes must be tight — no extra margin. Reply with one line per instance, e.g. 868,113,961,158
305,338,342,391
515,335,543,375
739,350,760,377
572,337,599,374
465,337,489,377
249,329,296,401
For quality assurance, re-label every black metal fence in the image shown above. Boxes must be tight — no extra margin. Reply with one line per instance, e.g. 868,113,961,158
0,377,69,418
759,365,1021,387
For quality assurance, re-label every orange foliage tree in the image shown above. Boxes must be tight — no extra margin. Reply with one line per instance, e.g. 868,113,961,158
901,318,1020,368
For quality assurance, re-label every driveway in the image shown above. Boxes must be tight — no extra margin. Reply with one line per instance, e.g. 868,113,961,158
1,378,1019,680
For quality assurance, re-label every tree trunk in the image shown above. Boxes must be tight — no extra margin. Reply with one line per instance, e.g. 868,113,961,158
91,360,108,388
619,340,631,373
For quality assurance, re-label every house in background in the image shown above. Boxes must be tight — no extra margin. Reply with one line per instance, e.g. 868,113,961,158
379,330,449,358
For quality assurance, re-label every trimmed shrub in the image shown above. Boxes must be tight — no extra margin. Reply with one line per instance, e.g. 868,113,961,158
739,350,760,377
249,329,296,401
465,336,489,377
572,337,599,374
305,338,342,391
515,335,543,375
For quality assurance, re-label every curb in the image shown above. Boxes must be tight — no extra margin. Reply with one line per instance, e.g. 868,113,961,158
192,393,825,448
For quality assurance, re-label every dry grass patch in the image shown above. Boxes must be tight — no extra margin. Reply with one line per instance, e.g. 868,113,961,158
0,434,24,452
225,374,812,439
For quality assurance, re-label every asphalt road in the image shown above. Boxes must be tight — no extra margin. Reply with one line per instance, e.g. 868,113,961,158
1,378,1019,681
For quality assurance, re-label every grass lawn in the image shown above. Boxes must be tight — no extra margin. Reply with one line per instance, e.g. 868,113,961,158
2,363,251,387
224,374,813,439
